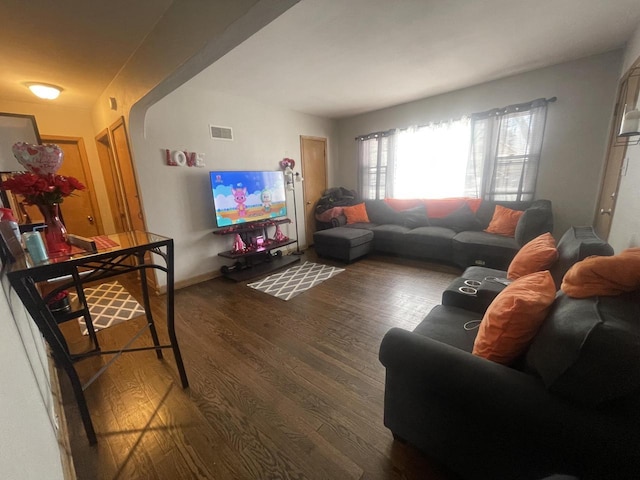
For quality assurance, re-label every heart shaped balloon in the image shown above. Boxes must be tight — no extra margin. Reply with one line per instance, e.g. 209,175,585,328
12,142,63,174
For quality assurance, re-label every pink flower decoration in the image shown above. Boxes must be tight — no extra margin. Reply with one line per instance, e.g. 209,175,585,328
280,158,295,170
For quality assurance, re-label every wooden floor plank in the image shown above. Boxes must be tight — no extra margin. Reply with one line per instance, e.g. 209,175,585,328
60,250,461,479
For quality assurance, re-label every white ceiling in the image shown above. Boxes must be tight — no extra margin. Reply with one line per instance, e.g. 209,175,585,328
1,0,639,118
191,0,640,118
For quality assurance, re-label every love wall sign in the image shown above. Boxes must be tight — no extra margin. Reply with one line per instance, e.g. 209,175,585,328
164,149,205,167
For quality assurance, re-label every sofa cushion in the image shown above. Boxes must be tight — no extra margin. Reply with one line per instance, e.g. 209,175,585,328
473,270,556,364
343,203,370,224
452,231,520,270
525,293,640,406
370,224,411,253
515,200,553,246
364,200,403,225
507,232,558,280
402,226,457,261
485,205,525,237
313,226,373,247
561,248,640,298
429,203,482,232
413,304,481,352
461,266,507,282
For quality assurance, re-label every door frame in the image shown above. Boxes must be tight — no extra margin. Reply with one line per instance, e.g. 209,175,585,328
108,116,147,232
593,59,640,238
41,134,104,235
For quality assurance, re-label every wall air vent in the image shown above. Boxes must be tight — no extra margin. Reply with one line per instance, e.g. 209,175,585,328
210,125,233,141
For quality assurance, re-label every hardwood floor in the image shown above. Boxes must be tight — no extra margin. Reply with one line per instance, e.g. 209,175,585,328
60,249,462,479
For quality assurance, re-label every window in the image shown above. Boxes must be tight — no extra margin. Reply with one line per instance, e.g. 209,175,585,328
357,98,552,202
395,118,470,198
466,98,551,201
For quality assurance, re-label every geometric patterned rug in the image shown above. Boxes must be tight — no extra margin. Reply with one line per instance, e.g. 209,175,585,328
247,261,345,301
69,281,146,335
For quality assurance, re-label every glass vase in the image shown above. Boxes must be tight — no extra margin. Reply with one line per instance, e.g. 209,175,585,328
37,203,71,257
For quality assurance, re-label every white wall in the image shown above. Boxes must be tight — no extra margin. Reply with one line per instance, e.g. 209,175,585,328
141,86,336,286
0,274,64,479
336,51,622,238
608,21,640,252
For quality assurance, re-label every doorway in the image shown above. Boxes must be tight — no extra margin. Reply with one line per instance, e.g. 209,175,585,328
300,136,328,246
94,117,146,233
94,118,156,289
593,62,640,239
41,135,103,238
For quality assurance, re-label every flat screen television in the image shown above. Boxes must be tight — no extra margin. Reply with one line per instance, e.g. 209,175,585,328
210,170,287,227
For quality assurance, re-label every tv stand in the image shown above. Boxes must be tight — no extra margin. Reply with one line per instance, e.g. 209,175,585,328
213,218,300,281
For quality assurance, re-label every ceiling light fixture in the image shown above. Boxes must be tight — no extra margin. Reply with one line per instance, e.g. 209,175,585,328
26,83,62,100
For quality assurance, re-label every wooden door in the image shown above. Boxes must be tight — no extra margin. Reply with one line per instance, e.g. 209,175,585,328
110,117,146,232
300,136,327,246
95,129,127,233
593,63,640,239
103,118,155,289
41,135,103,237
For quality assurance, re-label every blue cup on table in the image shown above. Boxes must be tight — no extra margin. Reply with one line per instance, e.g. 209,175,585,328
23,231,49,264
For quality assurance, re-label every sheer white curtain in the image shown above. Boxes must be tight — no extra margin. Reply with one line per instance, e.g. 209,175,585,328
466,98,551,201
356,99,551,201
357,130,397,200
394,118,471,199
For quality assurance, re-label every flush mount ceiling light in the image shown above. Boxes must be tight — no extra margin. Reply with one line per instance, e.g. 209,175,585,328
26,83,62,100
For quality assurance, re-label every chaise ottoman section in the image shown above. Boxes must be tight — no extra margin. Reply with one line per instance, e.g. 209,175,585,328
314,226,374,262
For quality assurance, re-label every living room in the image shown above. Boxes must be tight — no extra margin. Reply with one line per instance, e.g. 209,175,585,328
2,1,640,479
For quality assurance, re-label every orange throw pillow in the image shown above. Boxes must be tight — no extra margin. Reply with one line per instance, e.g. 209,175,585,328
507,233,558,280
473,270,556,364
343,203,370,224
484,205,524,237
561,248,640,298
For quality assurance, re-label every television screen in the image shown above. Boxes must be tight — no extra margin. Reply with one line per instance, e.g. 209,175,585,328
210,170,287,227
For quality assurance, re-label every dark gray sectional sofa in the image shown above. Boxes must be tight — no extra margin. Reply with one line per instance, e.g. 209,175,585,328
379,227,640,479
314,198,553,270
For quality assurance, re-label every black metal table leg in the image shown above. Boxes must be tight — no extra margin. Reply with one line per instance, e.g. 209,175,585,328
136,252,163,360
165,240,189,389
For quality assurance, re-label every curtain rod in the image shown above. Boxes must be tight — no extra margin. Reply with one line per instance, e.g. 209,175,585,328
355,97,557,140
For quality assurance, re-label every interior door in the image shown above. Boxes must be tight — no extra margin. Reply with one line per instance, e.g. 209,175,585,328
41,135,103,237
95,128,127,233
594,64,640,238
110,117,146,232
300,136,328,246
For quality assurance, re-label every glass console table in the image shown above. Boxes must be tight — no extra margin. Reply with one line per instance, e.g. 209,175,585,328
4,230,189,445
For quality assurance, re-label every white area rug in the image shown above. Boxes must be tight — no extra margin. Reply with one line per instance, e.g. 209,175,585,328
248,261,345,301
70,281,146,335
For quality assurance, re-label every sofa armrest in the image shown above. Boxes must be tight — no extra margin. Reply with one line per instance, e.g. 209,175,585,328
515,199,553,246
380,327,640,477
379,327,545,408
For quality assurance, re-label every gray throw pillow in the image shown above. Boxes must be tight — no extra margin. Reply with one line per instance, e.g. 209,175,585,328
401,205,429,228
429,203,481,232
364,200,402,225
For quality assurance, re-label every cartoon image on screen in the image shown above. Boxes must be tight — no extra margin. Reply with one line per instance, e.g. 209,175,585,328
210,171,287,227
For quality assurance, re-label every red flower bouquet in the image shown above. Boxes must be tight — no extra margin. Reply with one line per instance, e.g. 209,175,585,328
1,172,85,205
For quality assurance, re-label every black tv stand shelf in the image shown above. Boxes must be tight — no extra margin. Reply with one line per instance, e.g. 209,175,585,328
213,218,300,281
